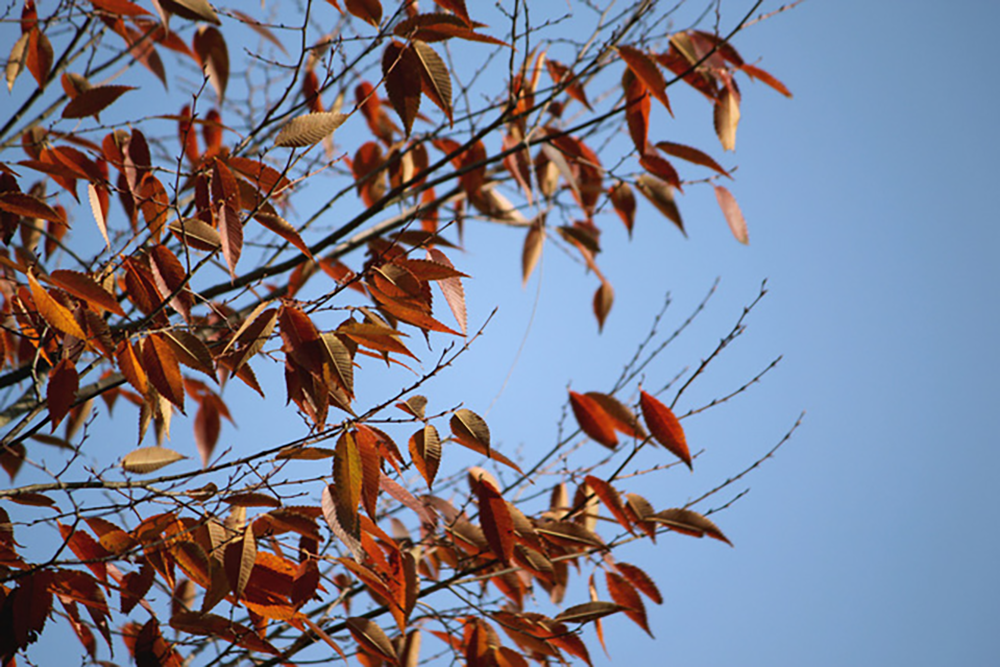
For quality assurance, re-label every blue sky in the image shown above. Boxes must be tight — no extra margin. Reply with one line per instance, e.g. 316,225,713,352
3,0,997,665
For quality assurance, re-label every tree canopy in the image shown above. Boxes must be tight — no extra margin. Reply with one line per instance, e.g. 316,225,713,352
0,0,798,665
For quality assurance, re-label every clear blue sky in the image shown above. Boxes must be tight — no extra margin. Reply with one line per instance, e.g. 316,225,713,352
4,1,997,665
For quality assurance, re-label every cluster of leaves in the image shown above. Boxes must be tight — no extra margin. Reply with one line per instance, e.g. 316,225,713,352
0,0,792,665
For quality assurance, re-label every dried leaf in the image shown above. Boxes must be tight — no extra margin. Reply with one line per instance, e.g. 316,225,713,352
714,85,740,151
345,0,382,26
476,477,514,564
521,219,544,286
121,446,185,473
583,475,632,535
382,40,422,136
655,141,729,178
618,46,671,115
412,40,452,122
158,0,220,24
346,617,397,662
62,85,134,119
427,247,466,335
254,212,314,260
274,112,348,147
450,408,490,453
26,27,53,88
6,32,29,92
223,525,256,600
217,203,242,278
49,270,124,316
614,562,663,605
409,424,441,489
142,334,185,411
741,63,792,97
322,484,364,561
606,571,651,636
0,191,66,225
47,358,78,429
714,184,748,244
193,26,228,102
593,280,613,333
28,270,87,340
554,601,624,624
639,390,691,468
650,508,731,545
635,174,684,236
333,431,363,538
584,392,647,439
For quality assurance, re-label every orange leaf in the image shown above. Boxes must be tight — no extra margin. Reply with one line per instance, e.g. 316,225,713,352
635,174,684,236
606,571,651,636
741,63,792,97
427,248,466,335
223,525,256,600
618,45,671,115
141,334,185,411
650,508,731,545
639,390,691,469
333,431,363,540
714,84,740,151
655,140,730,178
217,202,242,278
568,391,617,448
26,27,53,87
408,424,441,489
521,218,544,286
28,270,87,340
254,211,314,260
614,562,662,605
192,25,228,101
0,191,66,224
593,280,613,333
583,475,632,535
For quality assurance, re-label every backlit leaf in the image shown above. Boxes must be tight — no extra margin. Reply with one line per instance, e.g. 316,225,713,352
217,202,242,278
618,45,671,115
639,390,691,468
193,26,228,102
608,181,636,235
714,85,740,151
655,141,730,178
6,33,29,92
714,184,748,244
584,475,632,535
274,112,348,147
26,27,53,88
121,446,185,473
383,40,422,136
584,392,647,439
635,174,684,236
428,247,467,335
450,408,490,453
0,191,66,224
333,431,363,539
568,391,618,448
741,63,792,97
49,270,124,316
606,571,651,636
254,212,314,260
412,40,452,122
142,334,185,411
614,562,663,605
223,525,256,600
522,219,544,286
593,280,613,333
345,0,381,26
476,477,514,564
28,270,87,340
346,617,397,662
409,424,441,489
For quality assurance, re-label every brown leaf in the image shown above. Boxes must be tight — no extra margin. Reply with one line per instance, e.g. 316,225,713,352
608,181,636,236
639,390,691,468
593,280,613,333
168,217,221,251
121,446,185,473
428,247,466,335
521,218,544,286
412,40,452,122
655,141,730,178
274,112,348,147
568,390,618,448
322,484,363,561
158,0,220,24
345,0,382,26
333,431,363,539
192,26,228,102
409,424,441,489
714,184,748,244
346,617,397,662
450,408,490,453
49,270,124,316
88,0,150,16
650,508,732,545
635,174,684,236
223,525,256,600
223,492,281,508
47,358,78,429
254,211,314,260
0,191,66,224
142,334,185,411
554,601,624,624
217,202,242,278
393,13,507,46
383,40,422,136
62,85,134,119
546,59,592,111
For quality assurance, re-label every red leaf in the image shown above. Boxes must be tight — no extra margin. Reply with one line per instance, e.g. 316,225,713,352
608,182,636,236
655,140,730,178
26,27,53,87
47,358,78,429
606,571,651,636
639,390,690,468
614,562,663,605
382,41,422,136
584,475,632,535
192,25,228,101
568,391,618,448
217,202,243,278
476,477,514,565
49,270,124,316
618,45,671,115
741,63,792,97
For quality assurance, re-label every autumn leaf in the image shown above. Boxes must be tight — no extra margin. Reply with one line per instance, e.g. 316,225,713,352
714,84,741,151
569,390,618,448
618,45,672,115
554,601,624,624
62,85,134,119
593,280,613,332
412,40,452,122
638,390,691,468
47,358,78,429
28,270,87,340
120,446,185,474
714,184,748,244
606,571,652,636
476,477,514,564
193,26,229,102
521,218,544,285
650,508,732,545
274,112,348,147
409,424,441,489
635,174,684,236
383,41,422,137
